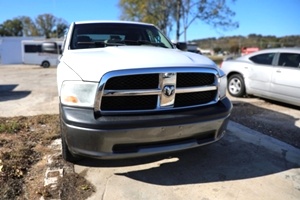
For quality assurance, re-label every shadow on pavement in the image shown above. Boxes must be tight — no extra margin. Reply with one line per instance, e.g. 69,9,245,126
76,131,299,185
0,84,31,102
75,101,300,186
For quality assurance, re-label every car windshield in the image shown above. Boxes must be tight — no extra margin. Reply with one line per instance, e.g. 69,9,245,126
70,23,174,50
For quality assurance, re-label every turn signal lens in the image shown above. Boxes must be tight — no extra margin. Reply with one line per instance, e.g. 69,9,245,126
64,96,78,103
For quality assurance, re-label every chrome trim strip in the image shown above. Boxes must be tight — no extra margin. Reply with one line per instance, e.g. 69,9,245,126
102,86,217,96
176,86,217,93
103,89,161,96
98,100,218,115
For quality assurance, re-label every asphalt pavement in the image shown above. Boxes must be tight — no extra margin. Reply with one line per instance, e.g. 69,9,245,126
0,65,299,200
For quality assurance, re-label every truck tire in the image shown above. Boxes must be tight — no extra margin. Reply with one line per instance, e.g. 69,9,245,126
61,135,81,163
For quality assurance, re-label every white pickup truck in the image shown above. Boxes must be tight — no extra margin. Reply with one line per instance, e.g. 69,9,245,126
57,21,232,163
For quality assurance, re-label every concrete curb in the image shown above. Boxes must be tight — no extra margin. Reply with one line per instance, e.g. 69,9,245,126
227,120,300,165
41,139,63,200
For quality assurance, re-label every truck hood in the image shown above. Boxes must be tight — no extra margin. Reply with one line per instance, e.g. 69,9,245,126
61,46,216,81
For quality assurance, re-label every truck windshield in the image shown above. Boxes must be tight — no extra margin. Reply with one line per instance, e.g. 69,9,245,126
70,23,174,50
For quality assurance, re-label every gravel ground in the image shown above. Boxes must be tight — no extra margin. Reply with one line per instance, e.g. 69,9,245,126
229,95,300,149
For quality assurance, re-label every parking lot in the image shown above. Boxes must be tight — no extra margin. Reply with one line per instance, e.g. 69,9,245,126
0,65,300,200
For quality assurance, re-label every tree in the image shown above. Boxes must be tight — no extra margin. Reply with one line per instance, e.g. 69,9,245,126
118,0,174,35
230,45,239,54
0,18,23,36
52,18,69,38
0,14,68,38
35,13,56,38
18,16,39,36
119,0,239,42
35,13,68,38
177,0,239,42
213,46,222,53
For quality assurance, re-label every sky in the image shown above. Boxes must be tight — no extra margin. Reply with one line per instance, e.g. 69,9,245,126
0,0,299,41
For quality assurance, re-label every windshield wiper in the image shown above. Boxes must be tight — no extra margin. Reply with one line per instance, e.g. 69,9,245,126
124,40,168,48
76,41,106,49
76,41,126,49
105,40,126,46
76,40,168,49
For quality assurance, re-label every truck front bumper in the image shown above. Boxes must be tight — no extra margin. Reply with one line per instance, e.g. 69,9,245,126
60,97,232,159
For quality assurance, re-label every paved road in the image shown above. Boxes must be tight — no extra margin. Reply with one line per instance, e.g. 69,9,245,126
1,65,300,200
0,65,58,116
75,122,300,200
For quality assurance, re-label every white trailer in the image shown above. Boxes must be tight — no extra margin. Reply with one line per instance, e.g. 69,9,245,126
21,40,63,68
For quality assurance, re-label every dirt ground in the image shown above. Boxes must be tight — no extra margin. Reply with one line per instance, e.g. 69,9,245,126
0,100,299,199
0,115,94,200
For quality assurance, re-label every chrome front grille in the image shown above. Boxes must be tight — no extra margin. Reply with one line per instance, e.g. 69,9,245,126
94,67,220,114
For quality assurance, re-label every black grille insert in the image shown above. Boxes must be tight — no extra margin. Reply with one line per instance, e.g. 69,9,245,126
105,74,159,90
174,91,217,107
101,96,157,110
177,73,215,87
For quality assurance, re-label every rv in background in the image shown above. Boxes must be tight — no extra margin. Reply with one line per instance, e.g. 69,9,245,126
21,40,63,68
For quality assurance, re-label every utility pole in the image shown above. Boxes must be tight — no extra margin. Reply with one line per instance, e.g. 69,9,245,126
176,0,182,42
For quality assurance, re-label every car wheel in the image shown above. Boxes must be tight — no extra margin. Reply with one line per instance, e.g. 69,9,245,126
61,135,81,163
228,74,246,97
41,61,50,68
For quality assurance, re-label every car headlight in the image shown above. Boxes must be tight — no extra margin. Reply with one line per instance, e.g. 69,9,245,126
60,81,98,107
218,74,227,99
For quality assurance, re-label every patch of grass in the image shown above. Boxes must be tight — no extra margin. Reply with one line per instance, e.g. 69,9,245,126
0,120,21,133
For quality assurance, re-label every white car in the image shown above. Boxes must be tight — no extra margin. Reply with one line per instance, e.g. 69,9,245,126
221,48,300,107
57,21,232,162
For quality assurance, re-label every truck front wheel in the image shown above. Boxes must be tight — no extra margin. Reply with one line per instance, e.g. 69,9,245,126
61,136,81,163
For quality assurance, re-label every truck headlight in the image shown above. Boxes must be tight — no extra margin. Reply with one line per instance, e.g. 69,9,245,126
60,81,98,107
218,75,227,99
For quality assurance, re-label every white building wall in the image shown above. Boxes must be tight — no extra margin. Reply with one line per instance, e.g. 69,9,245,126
0,37,44,64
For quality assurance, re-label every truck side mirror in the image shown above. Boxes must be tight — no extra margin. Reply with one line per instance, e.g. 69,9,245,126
175,42,187,51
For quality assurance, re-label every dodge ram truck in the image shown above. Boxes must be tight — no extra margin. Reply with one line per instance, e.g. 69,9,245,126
57,21,232,163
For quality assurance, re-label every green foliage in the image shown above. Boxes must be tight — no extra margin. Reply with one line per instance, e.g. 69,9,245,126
213,47,222,53
55,18,69,38
208,56,224,65
191,34,300,53
18,16,39,36
118,0,239,41
0,120,21,133
119,0,173,34
0,14,69,38
35,13,56,38
0,18,23,36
